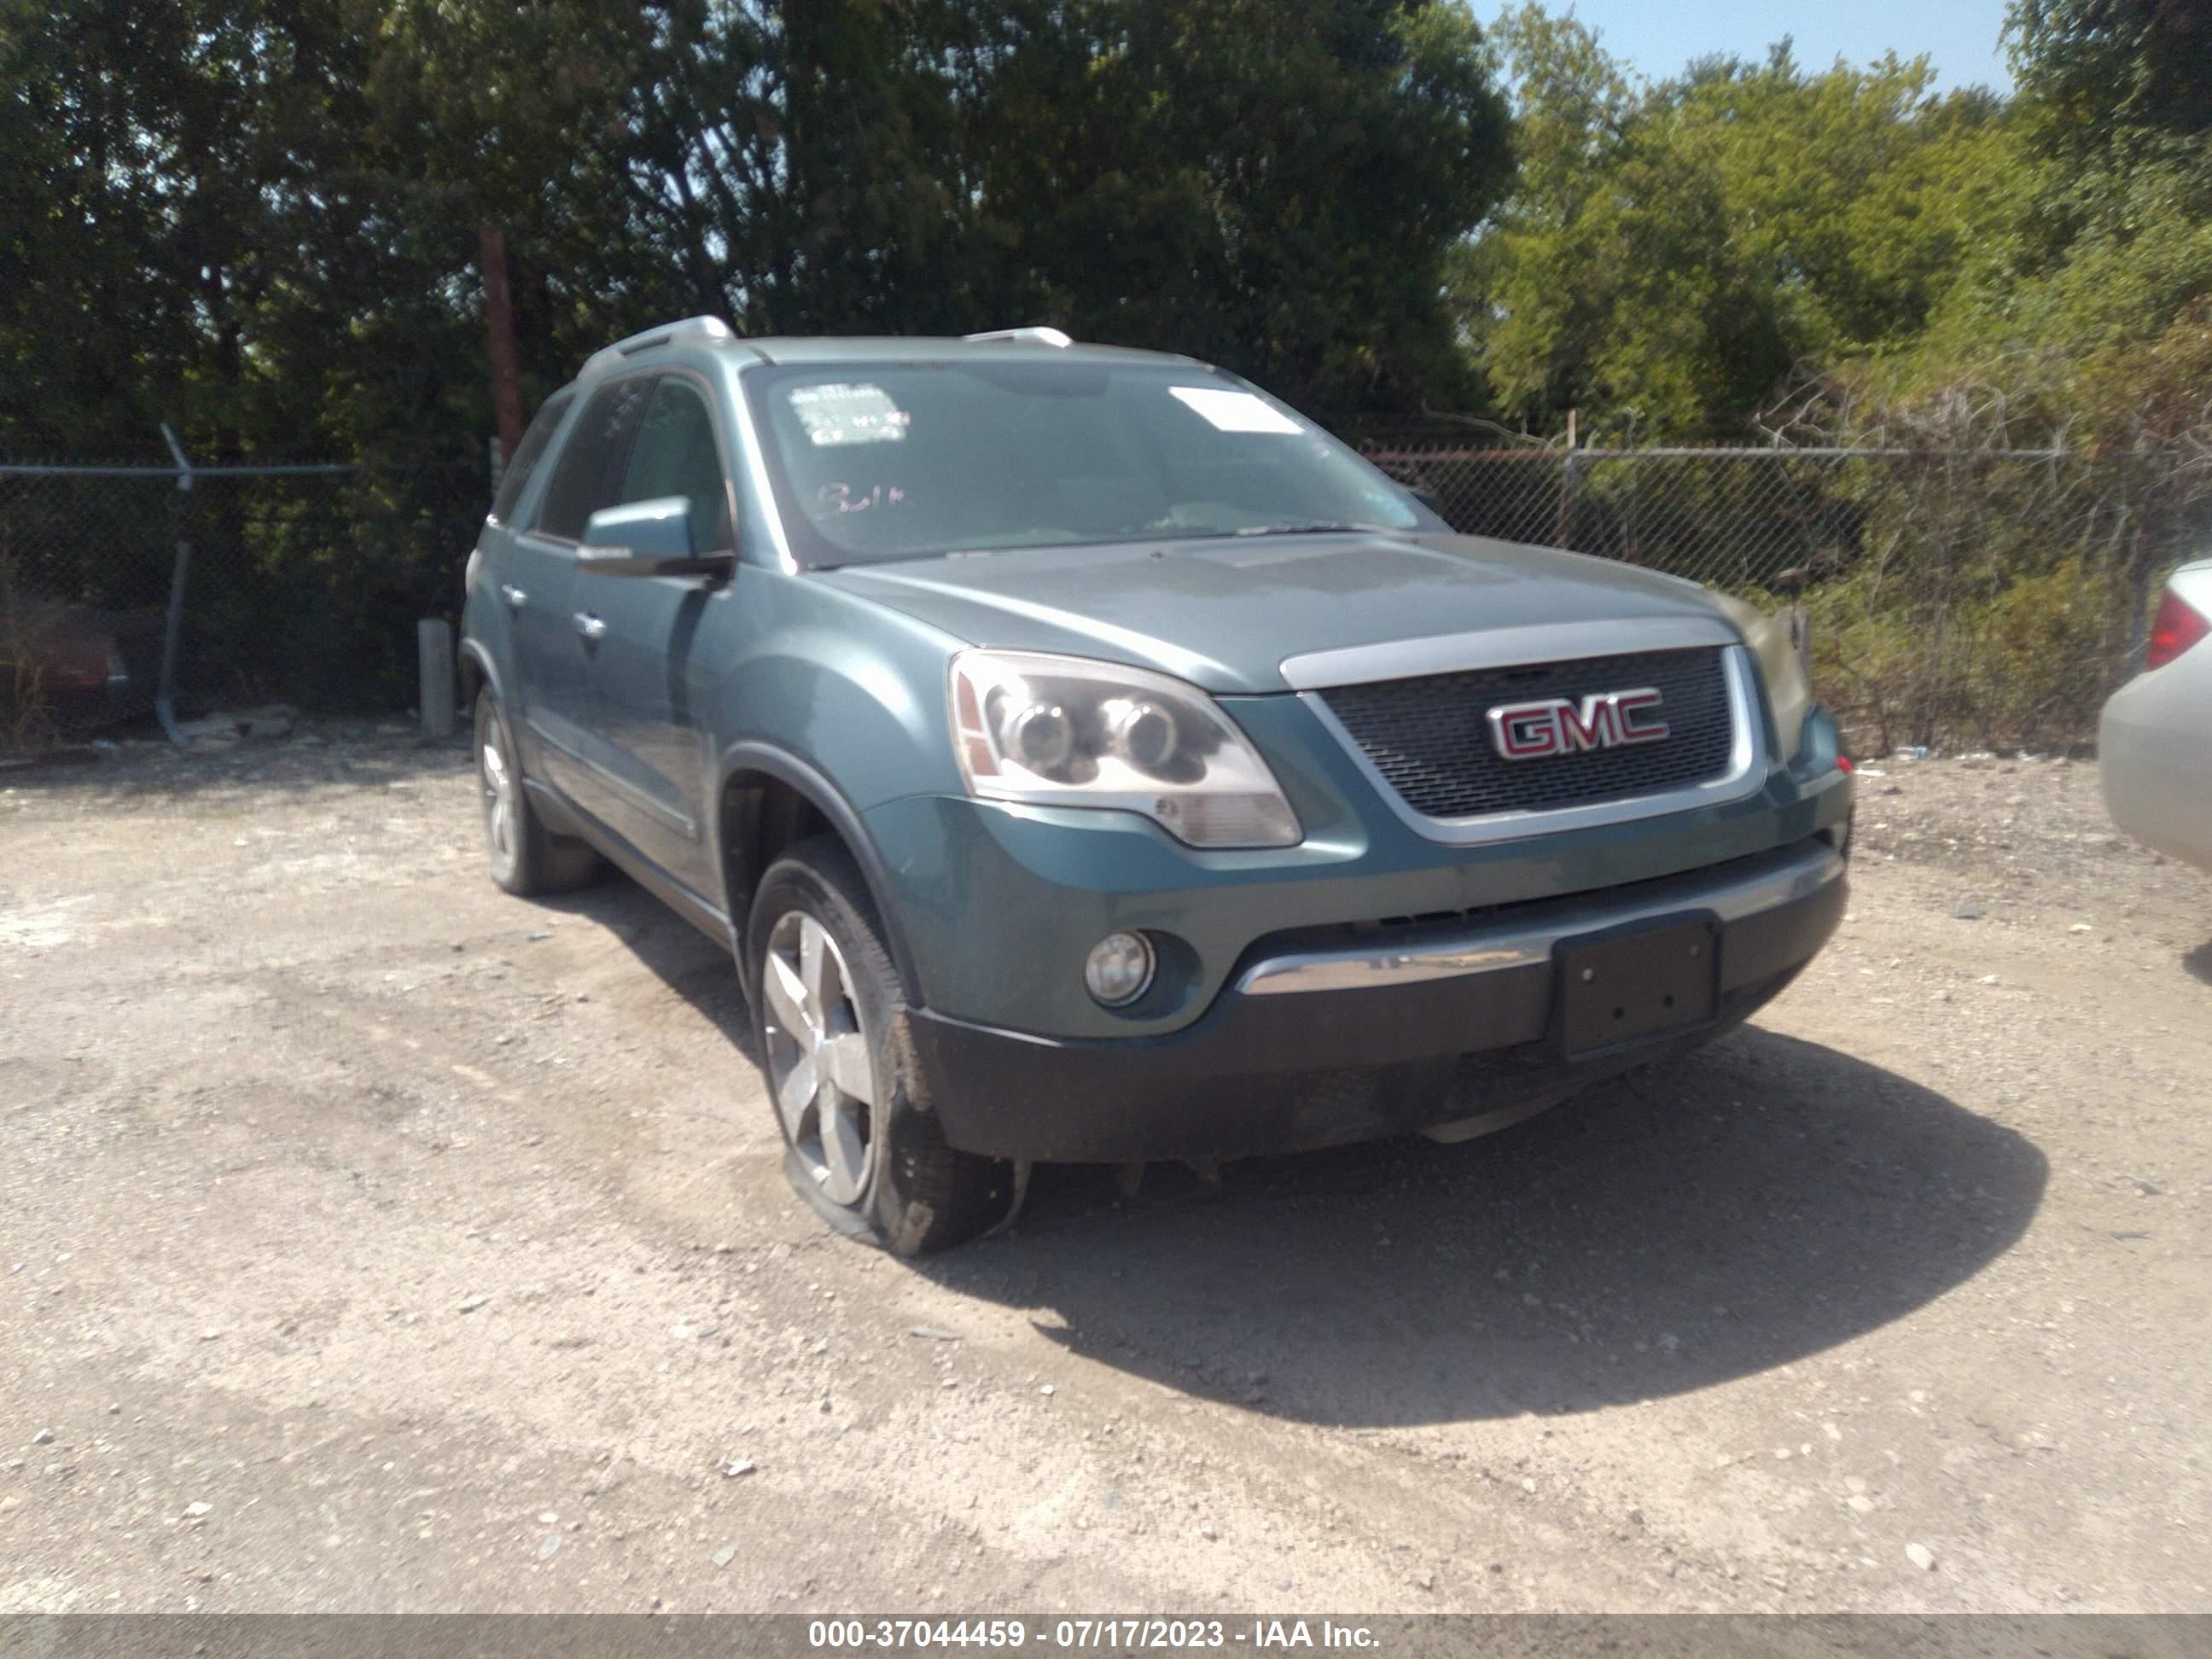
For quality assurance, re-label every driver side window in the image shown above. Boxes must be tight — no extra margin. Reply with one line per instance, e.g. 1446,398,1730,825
532,376,653,543
623,378,736,554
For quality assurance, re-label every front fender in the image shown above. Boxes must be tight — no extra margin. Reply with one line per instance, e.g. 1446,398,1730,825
701,571,983,1010
457,632,503,710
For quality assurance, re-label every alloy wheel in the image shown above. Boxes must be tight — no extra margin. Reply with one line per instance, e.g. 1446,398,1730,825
479,713,516,870
761,911,880,1206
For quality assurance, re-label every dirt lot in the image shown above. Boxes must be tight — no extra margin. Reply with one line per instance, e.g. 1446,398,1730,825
3,731,2209,1615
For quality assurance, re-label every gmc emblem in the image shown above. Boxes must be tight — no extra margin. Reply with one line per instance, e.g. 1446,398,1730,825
1487,688,1669,761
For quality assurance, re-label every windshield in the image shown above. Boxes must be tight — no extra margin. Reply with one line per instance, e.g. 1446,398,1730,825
743,359,1436,568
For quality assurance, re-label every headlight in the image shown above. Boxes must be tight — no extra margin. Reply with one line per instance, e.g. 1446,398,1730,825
949,649,1301,848
1714,594,1811,760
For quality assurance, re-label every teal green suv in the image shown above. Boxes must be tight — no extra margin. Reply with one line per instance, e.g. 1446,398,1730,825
459,317,1854,1253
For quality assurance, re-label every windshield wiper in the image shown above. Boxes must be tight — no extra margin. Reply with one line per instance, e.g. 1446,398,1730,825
1227,521,1397,537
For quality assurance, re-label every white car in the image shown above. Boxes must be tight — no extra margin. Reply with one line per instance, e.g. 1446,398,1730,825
2100,557,2212,871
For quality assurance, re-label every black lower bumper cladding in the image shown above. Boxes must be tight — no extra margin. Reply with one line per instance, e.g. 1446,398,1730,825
911,844,1848,1163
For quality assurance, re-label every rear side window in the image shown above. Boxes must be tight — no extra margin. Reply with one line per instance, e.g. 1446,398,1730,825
532,376,654,541
489,388,575,525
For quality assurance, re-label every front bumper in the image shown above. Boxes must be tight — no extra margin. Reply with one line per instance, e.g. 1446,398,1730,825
910,835,1847,1162
863,696,1855,1044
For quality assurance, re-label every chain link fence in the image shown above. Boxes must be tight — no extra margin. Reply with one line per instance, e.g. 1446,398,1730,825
1,457,486,750
1351,424,2203,755
4,425,2198,757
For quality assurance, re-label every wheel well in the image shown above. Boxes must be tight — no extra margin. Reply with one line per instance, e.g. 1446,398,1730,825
457,649,487,713
719,767,926,1004
719,769,836,927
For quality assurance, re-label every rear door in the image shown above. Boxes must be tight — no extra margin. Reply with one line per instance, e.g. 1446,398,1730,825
471,387,573,712
512,375,654,812
573,373,739,897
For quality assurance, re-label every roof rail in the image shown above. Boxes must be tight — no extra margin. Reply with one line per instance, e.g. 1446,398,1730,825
582,315,734,378
961,326,1073,348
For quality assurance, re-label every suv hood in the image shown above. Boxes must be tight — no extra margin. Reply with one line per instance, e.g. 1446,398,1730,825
818,532,1737,693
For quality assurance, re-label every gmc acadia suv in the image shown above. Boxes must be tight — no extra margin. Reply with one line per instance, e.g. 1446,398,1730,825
460,318,1853,1253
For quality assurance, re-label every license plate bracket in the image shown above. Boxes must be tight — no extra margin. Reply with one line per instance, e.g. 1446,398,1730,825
1556,913,1721,1058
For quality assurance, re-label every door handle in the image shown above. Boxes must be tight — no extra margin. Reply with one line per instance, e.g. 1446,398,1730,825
499,584,527,611
573,612,607,643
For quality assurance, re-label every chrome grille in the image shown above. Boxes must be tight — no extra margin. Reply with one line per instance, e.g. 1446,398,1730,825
1317,646,1737,821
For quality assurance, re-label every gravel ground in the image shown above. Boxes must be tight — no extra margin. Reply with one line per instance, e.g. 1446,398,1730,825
1,731,2208,1614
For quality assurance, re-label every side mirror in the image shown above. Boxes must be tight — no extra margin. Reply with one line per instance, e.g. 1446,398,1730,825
579,497,732,577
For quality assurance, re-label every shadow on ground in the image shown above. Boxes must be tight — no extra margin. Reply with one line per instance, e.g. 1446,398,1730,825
911,1029,2046,1427
2185,940,2212,988
525,870,2047,1430
534,876,760,1062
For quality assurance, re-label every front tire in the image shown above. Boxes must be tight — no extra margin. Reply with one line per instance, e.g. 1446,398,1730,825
746,838,1012,1255
474,689,602,896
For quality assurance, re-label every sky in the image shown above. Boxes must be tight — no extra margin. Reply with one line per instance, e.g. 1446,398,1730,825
1534,1,2017,94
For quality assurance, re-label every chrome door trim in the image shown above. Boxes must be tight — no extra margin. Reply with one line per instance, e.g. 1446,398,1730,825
1278,614,1740,691
1237,839,1843,996
1306,644,1769,847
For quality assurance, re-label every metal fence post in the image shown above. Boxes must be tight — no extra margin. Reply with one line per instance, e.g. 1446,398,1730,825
156,423,194,744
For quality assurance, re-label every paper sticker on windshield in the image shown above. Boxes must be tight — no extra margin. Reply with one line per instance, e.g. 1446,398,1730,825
789,382,910,446
1168,387,1303,434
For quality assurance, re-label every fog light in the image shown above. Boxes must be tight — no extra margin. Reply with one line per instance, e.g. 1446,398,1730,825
1084,931,1155,1006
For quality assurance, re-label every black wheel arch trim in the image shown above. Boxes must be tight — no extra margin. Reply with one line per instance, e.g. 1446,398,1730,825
714,740,928,1009
457,637,502,709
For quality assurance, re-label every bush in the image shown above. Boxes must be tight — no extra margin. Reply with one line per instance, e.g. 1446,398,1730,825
1794,551,2135,755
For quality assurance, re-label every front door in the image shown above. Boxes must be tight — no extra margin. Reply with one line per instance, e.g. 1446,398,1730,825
577,374,738,899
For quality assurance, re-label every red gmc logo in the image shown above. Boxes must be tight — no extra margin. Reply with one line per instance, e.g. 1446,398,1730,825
1487,688,1669,761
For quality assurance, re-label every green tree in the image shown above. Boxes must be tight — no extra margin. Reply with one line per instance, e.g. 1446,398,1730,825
1902,0,2212,380
0,0,395,459
963,0,1511,411
1461,8,2020,440
2,0,1513,463
2005,0,2212,152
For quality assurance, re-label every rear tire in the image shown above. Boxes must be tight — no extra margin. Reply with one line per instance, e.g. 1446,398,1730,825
746,837,1012,1255
474,689,602,896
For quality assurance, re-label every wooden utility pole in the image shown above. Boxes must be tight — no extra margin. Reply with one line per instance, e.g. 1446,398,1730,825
479,225,524,461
